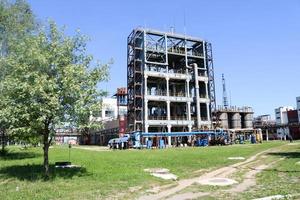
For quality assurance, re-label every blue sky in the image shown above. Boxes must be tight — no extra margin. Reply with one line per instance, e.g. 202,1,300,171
28,0,300,117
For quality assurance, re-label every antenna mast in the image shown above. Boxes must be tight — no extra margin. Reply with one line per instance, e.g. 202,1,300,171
222,74,229,109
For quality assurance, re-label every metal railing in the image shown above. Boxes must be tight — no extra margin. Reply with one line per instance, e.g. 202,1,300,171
169,91,186,97
147,90,167,96
170,116,187,120
148,116,167,120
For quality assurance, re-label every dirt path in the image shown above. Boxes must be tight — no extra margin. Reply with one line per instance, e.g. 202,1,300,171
72,145,111,152
138,146,283,200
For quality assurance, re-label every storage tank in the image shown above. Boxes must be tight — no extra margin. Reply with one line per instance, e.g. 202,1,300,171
231,113,241,129
219,112,229,129
243,113,253,128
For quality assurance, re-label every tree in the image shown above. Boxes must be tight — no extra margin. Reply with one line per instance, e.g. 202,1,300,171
2,22,109,177
0,0,37,154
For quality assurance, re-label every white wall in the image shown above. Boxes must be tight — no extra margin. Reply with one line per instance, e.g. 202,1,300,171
90,98,118,122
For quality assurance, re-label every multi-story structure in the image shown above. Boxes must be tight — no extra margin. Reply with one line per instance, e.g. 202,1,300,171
275,106,294,125
127,28,216,143
297,96,300,122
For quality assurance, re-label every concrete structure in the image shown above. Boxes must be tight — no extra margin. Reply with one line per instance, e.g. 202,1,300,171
83,88,128,145
91,98,118,122
253,115,273,127
127,28,216,144
275,106,294,125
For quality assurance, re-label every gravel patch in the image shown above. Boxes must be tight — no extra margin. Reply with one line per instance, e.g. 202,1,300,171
228,157,246,160
144,168,177,180
198,178,238,186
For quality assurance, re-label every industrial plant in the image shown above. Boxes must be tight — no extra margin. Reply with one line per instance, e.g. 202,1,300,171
53,28,299,147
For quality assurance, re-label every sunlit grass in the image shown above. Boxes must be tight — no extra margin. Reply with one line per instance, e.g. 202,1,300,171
0,141,285,199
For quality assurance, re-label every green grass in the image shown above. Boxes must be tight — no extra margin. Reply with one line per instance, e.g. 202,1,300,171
239,142,300,200
0,141,285,200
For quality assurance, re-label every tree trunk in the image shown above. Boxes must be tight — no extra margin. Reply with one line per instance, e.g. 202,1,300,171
1,129,5,154
43,131,50,178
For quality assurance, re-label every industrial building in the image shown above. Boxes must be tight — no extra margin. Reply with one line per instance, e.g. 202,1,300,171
275,106,294,125
80,88,128,145
255,97,300,141
127,28,216,145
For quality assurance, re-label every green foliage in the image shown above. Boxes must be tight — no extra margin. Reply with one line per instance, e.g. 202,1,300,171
0,0,37,150
2,21,109,142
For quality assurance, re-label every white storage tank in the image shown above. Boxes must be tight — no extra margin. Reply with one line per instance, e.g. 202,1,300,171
243,113,253,128
219,112,229,129
231,113,241,129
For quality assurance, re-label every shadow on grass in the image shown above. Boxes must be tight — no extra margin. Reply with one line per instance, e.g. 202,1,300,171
0,151,41,160
267,152,300,159
0,164,89,181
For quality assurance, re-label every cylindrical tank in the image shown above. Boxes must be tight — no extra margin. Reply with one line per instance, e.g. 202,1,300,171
243,113,253,128
219,113,229,129
231,113,241,129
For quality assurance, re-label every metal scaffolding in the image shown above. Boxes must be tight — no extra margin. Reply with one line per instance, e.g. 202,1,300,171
127,28,216,143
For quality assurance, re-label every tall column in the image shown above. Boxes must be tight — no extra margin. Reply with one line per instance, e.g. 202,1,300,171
193,63,201,129
167,125,171,146
187,102,191,121
186,79,190,98
167,100,170,121
266,129,269,141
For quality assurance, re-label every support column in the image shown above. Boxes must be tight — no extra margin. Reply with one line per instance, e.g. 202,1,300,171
266,129,269,141
167,100,170,121
167,125,171,146
145,125,149,143
205,81,208,99
166,77,169,96
206,103,211,122
144,75,148,95
144,99,148,121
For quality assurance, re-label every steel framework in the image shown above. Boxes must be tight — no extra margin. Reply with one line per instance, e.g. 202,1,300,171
127,28,216,136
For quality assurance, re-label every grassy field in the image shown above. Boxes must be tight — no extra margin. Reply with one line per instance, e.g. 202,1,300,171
239,143,300,199
0,141,287,200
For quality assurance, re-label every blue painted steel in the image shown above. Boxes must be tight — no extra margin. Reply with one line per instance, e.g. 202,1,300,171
250,135,256,144
146,140,152,149
139,131,221,137
196,139,208,146
159,139,165,149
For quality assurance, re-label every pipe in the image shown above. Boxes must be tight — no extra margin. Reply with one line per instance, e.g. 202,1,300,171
193,63,201,129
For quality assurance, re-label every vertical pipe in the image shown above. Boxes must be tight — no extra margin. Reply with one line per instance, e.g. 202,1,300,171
193,63,201,129
187,102,191,121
